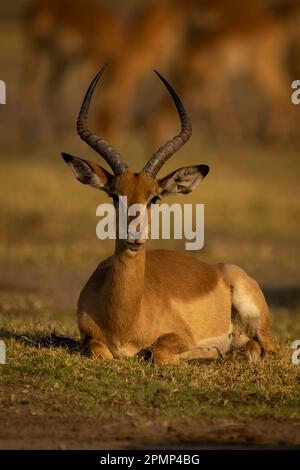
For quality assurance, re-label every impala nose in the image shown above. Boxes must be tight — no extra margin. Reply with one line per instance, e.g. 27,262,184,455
125,238,145,251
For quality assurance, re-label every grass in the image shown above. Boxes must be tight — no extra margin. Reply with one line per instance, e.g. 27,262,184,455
0,145,300,431
0,309,300,422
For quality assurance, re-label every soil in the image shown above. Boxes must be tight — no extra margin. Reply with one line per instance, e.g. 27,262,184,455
0,409,300,450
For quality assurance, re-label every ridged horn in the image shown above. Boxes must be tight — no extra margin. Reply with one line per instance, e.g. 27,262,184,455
76,64,128,175
143,70,192,178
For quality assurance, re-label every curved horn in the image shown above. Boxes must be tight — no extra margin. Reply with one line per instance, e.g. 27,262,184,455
143,70,192,178
76,64,128,176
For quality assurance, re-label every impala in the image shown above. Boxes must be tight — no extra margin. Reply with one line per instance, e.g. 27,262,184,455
62,66,276,364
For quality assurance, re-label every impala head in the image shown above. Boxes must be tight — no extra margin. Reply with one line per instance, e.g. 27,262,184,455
62,65,209,251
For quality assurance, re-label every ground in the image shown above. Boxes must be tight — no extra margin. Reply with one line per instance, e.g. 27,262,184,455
0,298,300,449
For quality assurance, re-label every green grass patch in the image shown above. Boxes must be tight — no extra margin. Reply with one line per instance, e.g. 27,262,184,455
0,310,300,422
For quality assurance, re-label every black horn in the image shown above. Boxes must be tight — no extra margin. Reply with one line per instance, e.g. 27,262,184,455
143,70,192,178
76,64,128,175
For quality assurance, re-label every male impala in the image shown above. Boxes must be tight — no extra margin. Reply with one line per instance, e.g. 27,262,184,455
62,66,276,364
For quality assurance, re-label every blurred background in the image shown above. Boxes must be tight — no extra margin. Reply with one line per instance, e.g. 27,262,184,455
0,0,299,327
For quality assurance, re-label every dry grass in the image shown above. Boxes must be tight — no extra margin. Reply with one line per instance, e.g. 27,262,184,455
0,310,300,421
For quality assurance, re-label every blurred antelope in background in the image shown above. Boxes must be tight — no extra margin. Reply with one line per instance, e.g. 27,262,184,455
149,0,300,144
62,66,276,364
21,0,125,137
20,0,186,144
21,0,300,146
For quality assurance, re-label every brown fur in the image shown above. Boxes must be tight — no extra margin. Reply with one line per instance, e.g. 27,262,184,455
70,170,277,364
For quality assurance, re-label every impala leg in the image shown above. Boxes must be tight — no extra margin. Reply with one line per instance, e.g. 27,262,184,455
87,338,114,360
256,326,278,355
152,333,193,365
179,346,220,361
245,339,262,363
153,348,180,364
221,264,277,356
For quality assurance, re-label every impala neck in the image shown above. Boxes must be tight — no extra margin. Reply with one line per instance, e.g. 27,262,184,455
105,240,145,337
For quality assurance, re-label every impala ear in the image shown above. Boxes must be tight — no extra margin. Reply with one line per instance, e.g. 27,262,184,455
61,153,113,191
157,165,209,196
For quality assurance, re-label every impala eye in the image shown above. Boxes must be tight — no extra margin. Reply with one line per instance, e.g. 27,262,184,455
149,195,160,205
